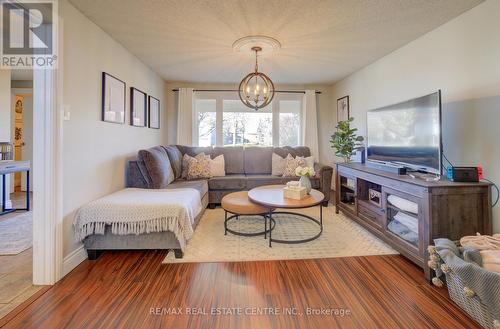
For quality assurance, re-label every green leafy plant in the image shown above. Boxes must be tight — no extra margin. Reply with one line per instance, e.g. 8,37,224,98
330,117,364,162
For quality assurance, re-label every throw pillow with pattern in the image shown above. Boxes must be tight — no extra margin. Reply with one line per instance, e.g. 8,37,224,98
187,153,212,180
282,154,301,177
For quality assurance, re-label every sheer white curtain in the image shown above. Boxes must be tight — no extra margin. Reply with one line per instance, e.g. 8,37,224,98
301,90,319,161
177,88,194,145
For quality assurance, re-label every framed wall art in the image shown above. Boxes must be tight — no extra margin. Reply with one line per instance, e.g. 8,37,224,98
102,72,126,124
130,87,147,127
337,95,349,122
148,96,160,129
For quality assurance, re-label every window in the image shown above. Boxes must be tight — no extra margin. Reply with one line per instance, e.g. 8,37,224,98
193,92,302,147
278,99,301,147
195,99,216,147
223,100,272,146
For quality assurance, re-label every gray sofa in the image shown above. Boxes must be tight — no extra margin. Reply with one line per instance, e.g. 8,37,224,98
127,145,333,207
83,145,332,260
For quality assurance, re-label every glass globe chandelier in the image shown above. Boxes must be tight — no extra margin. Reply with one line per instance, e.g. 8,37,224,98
238,46,275,111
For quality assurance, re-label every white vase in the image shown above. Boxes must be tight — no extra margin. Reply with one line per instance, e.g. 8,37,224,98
299,176,312,194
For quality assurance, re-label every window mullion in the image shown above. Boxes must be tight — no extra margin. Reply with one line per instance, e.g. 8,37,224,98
216,96,223,147
272,97,279,147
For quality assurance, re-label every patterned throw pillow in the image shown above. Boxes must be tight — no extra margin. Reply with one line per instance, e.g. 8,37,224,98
181,154,195,179
282,154,301,177
187,153,211,180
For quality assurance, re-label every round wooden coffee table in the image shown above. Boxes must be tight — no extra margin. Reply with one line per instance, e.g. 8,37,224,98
248,185,325,247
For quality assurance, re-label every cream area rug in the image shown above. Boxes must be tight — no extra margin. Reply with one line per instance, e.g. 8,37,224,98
0,212,32,255
163,206,397,263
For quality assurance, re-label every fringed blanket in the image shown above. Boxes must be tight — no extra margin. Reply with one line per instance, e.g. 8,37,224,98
74,188,202,251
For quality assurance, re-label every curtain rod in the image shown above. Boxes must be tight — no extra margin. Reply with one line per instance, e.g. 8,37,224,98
171,89,321,94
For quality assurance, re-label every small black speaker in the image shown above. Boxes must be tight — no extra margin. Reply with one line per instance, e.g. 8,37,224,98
352,147,365,163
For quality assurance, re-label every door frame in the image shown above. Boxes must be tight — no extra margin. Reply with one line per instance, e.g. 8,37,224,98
32,20,64,285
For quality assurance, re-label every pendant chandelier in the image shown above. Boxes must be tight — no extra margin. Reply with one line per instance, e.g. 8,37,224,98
238,46,275,111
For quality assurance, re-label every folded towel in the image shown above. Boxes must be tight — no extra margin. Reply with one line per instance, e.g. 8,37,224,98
460,234,500,250
393,211,418,233
387,195,418,214
387,220,419,245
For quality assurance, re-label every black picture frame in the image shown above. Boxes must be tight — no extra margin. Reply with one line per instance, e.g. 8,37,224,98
337,95,349,122
148,96,160,129
101,72,126,124
130,87,147,127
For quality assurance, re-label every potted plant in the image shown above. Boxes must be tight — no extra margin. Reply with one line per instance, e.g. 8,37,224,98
330,117,364,162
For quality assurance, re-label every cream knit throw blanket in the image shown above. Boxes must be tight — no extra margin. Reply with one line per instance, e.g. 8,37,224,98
74,188,202,251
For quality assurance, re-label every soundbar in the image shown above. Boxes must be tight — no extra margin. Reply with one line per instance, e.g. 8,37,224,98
366,161,407,175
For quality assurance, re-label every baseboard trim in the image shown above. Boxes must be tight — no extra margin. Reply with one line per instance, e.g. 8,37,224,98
62,245,87,277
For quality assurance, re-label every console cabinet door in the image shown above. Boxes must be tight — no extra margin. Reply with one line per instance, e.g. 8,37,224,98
336,171,357,216
382,187,424,261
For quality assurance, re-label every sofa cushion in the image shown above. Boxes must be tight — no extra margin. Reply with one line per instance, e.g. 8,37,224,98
163,146,183,179
138,146,174,188
213,146,244,174
244,147,273,174
208,174,247,190
176,145,214,158
274,146,311,158
166,179,208,199
246,175,283,189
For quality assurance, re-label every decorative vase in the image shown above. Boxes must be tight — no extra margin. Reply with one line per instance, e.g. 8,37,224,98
299,176,312,194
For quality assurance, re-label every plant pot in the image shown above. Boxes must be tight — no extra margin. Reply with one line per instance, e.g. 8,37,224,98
299,176,312,194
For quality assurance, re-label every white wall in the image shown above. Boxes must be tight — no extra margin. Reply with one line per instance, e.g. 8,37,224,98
330,0,500,232
0,70,11,207
61,0,168,257
165,82,335,166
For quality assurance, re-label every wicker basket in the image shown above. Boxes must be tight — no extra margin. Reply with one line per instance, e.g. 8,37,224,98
429,245,499,329
444,270,496,329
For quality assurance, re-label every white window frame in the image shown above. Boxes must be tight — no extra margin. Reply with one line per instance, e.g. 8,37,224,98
193,91,303,147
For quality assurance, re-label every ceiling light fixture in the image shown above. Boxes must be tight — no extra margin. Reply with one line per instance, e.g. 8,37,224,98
234,36,280,111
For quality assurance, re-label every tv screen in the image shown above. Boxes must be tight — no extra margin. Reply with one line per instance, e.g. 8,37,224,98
366,91,442,174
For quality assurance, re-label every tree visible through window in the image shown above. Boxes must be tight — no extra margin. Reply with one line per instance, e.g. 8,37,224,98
194,92,302,147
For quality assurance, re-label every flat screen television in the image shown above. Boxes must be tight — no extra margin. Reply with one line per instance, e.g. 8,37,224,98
366,91,442,174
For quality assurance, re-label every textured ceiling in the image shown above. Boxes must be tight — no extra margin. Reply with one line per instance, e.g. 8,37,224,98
68,0,482,84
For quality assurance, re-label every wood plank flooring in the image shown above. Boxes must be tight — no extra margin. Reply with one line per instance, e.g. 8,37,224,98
0,192,43,320
0,251,479,329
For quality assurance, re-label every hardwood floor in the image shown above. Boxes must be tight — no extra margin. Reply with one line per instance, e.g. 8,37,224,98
0,192,43,321
0,251,479,329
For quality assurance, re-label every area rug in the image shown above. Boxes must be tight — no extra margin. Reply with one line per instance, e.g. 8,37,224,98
0,212,32,255
163,206,397,263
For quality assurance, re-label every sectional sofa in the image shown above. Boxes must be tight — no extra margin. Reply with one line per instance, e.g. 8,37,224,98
127,145,333,208
83,145,333,259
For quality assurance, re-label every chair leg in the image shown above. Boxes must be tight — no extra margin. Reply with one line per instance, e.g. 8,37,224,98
174,249,184,259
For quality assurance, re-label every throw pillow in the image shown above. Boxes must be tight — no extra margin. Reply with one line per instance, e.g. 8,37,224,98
210,155,225,177
272,153,286,176
181,153,195,179
187,153,212,180
282,154,301,177
138,146,175,188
